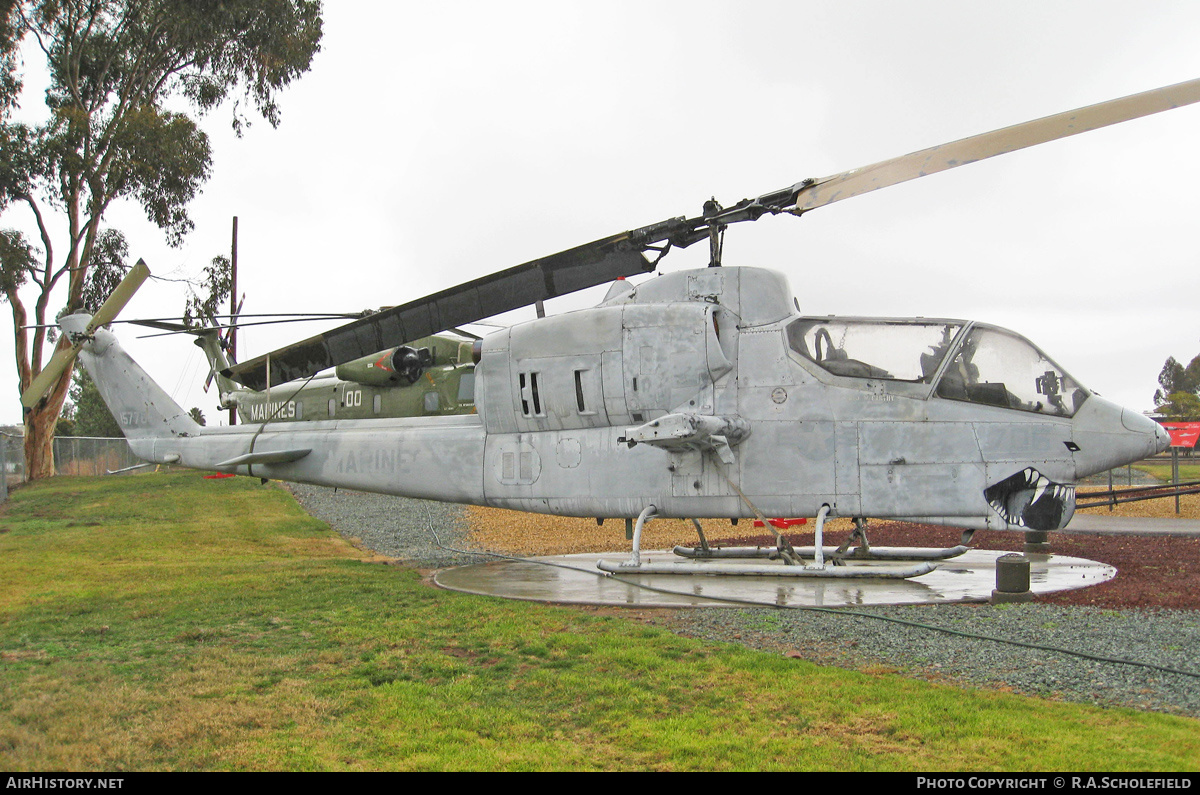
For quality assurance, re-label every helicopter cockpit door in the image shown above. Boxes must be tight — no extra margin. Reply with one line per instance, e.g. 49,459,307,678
933,324,1084,484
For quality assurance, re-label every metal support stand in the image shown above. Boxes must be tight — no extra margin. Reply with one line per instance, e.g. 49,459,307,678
991,553,1034,604
690,519,710,553
617,505,658,568
835,517,871,557
807,504,830,570
1023,530,1051,554
1174,447,1181,515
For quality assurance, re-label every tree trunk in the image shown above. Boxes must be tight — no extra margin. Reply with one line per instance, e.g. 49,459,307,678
22,403,57,481
21,359,73,482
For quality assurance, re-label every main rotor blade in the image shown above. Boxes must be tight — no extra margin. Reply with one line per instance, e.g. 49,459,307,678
224,238,654,390
129,318,192,333
131,315,364,338
793,77,1200,213
120,311,367,324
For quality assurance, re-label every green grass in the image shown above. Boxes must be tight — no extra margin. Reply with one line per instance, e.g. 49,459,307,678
1135,463,1200,483
1,472,1198,771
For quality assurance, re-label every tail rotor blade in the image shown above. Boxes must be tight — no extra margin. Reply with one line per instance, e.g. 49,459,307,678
20,345,79,409
88,259,150,331
20,259,151,410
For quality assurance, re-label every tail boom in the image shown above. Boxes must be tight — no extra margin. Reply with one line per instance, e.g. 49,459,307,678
66,313,489,501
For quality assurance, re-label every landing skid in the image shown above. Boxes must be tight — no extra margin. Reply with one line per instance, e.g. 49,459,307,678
596,557,939,579
671,544,970,562
596,508,965,580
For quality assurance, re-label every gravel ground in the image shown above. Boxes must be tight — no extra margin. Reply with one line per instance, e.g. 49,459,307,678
286,483,1200,720
285,483,488,570
667,604,1200,718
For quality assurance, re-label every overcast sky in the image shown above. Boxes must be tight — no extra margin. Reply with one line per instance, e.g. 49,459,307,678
4,0,1200,425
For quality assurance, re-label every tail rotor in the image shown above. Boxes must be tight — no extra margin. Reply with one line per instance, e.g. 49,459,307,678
20,260,151,410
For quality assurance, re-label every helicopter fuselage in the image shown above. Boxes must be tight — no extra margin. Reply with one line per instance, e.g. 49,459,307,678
71,266,1169,533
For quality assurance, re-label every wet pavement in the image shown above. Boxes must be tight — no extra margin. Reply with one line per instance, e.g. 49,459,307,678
433,548,1115,608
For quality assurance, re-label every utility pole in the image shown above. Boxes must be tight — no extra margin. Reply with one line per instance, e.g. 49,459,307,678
229,216,238,426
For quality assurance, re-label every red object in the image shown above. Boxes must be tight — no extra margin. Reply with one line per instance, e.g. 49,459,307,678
203,472,236,479
1161,422,1200,449
752,517,808,529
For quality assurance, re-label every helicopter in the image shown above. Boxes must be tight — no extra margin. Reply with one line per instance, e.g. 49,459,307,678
24,76,1194,579
132,319,478,424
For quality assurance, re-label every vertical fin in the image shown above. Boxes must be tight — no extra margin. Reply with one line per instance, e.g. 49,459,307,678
63,314,201,439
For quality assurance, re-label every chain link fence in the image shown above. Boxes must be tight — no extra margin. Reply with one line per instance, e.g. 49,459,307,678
1,435,144,501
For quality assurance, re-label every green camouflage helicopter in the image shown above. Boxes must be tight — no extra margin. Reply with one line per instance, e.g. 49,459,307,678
138,319,477,424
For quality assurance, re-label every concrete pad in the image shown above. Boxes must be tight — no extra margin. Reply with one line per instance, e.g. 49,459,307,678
433,548,1116,608
1067,514,1200,536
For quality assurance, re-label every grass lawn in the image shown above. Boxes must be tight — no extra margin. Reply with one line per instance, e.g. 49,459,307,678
1135,463,1200,483
1,472,1197,771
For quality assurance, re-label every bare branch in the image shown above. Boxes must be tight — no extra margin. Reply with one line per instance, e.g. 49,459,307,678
14,5,51,62
6,285,30,392
19,194,52,290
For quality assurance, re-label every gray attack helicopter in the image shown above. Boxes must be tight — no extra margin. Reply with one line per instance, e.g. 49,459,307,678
25,77,1194,580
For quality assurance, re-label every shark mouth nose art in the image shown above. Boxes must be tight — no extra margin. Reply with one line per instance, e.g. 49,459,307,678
984,468,1076,531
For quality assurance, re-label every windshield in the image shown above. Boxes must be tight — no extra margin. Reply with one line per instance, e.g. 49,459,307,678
786,318,963,383
934,326,1087,417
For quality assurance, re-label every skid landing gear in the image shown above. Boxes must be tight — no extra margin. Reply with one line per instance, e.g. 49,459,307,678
596,508,946,580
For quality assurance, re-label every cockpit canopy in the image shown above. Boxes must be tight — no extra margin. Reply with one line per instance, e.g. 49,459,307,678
787,319,962,383
786,317,1089,417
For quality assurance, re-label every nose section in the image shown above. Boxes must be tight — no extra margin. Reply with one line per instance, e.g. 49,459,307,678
1121,406,1171,454
1152,421,1172,454
1071,396,1164,479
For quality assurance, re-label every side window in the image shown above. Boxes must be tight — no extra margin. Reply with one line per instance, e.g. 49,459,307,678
786,319,961,382
456,370,475,404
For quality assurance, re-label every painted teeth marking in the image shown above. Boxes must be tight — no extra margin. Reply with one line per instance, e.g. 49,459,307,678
985,468,1075,527
1032,476,1049,505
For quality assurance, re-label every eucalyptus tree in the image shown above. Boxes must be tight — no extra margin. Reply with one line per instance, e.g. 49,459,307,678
0,0,322,479
1153,354,1200,419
